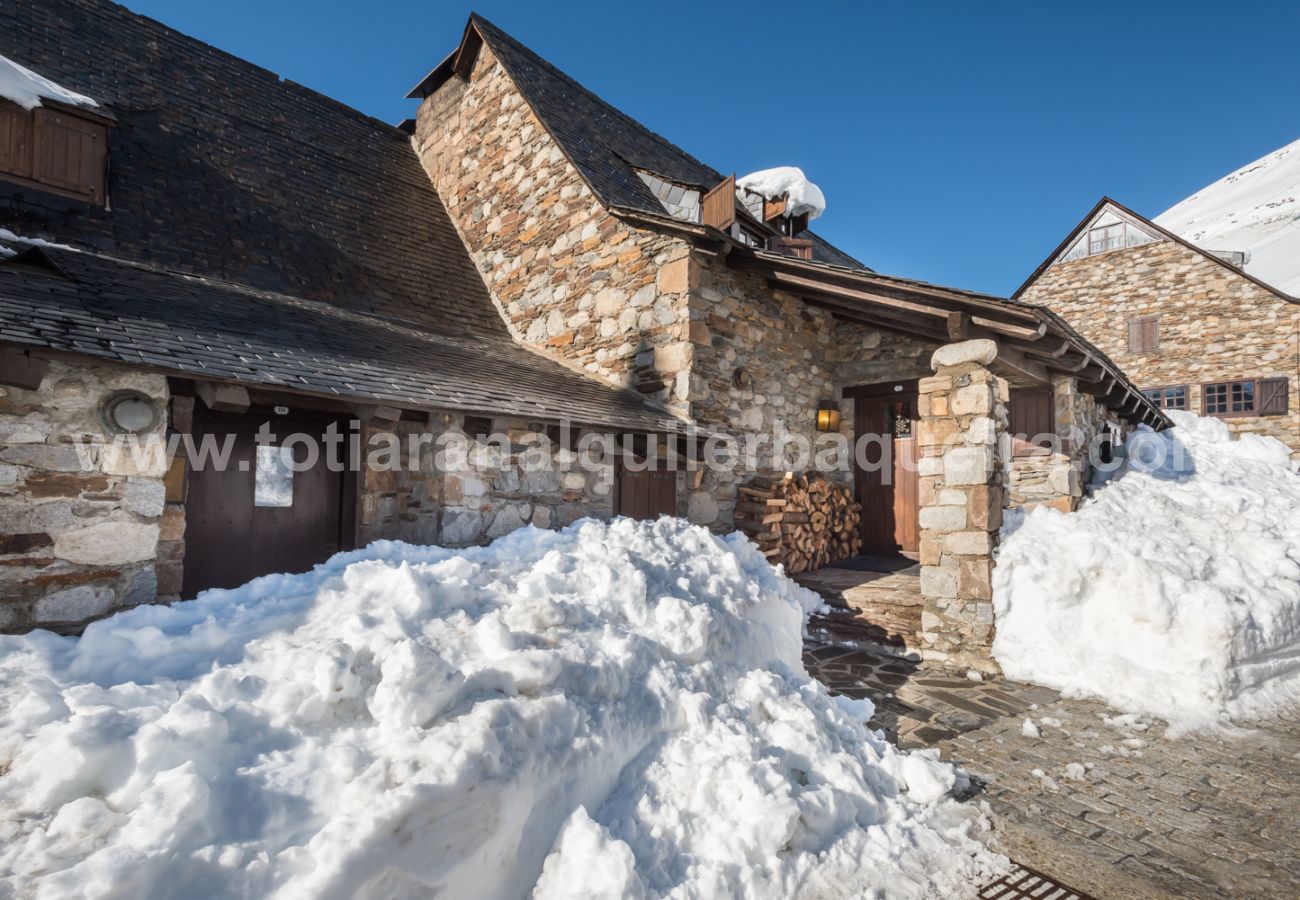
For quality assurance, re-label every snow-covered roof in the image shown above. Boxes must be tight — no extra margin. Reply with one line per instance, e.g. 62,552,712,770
1156,137,1300,296
737,166,827,221
0,52,98,111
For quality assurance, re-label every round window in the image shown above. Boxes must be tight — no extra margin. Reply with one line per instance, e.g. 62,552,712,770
101,390,160,435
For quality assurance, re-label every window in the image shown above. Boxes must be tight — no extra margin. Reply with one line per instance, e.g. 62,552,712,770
1008,388,1055,456
1142,386,1187,410
1128,316,1159,354
254,445,294,507
1203,380,1256,417
734,225,767,249
1087,223,1125,255
0,99,108,205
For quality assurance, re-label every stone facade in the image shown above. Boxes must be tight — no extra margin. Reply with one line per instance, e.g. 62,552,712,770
915,341,1009,673
1007,375,1125,511
414,46,696,416
358,414,617,549
414,52,945,532
1020,238,1300,454
0,359,168,632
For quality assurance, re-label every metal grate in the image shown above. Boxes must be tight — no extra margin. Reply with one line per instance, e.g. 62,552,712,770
980,864,1094,900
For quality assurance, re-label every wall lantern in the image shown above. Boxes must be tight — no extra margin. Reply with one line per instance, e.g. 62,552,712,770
815,402,841,433
101,390,160,435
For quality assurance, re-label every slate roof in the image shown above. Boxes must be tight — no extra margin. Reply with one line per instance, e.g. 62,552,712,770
0,0,692,432
0,244,696,433
411,15,867,271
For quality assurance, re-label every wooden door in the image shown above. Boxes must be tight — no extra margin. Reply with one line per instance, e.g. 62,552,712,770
615,461,677,520
183,406,352,597
849,381,920,554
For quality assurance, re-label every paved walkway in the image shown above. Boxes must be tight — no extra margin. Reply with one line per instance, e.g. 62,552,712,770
805,642,1300,900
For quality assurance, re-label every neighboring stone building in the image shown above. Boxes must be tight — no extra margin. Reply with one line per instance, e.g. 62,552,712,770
1017,198,1300,455
0,4,1164,670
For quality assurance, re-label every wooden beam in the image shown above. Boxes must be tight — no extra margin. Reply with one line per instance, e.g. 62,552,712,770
990,342,1050,384
195,381,250,413
0,346,49,391
946,311,971,340
972,315,1045,340
768,271,951,319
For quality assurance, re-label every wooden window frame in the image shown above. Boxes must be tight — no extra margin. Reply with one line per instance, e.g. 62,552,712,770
1201,379,1258,418
0,98,110,206
1141,385,1188,411
1127,315,1159,355
1087,222,1125,256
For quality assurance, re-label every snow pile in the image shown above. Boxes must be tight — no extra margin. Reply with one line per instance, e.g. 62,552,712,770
1156,136,1300,295
0,54,98,112
0,518,1004,898
737,166,826,221
993,411,1300,733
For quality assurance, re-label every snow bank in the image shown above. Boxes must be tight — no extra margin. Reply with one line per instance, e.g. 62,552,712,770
1156,136,1300,295
0,54,98,111
993,411,1300,733
0,518,1004,898
737,167,826,221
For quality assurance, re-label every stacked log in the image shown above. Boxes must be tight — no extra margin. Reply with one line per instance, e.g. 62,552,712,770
734,472,862,573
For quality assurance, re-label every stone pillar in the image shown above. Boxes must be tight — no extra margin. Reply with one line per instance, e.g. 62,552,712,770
916,339,1008,674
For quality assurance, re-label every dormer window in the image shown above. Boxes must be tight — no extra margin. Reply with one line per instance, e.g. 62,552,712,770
0,98,109,205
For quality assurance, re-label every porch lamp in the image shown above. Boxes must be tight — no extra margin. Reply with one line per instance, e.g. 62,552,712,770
815,402,841,432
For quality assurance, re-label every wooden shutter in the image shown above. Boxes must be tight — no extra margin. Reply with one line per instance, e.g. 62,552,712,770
1008,388,1054,456
33,108,107,204
702,174,736,232
1127,316,1159,353
0,100,35,180
1259,377,1290,416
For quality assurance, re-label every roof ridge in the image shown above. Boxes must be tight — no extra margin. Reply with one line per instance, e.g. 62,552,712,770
468,14,723,184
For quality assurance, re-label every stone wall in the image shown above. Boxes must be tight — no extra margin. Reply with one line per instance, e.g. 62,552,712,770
915,341,1008,673
357,413,615,548
0,359,167,633
414,45,697,415
1007,375,1125,511
1020,239,1300,454
683,253,943,531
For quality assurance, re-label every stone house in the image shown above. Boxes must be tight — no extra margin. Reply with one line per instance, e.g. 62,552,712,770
0,3,1164,669
1017,198,1299,455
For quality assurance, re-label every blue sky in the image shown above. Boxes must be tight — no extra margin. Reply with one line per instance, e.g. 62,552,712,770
123,0,1299,296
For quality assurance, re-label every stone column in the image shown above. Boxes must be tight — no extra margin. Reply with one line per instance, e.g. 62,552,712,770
916,339,1008,674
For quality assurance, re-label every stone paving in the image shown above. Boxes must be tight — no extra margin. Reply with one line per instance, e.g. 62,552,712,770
805,642,1300,900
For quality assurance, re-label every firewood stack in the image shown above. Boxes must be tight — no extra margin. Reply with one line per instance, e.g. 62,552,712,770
734,472,862,573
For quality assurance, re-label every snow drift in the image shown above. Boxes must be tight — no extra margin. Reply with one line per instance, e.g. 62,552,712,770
0,53,99,112
737,167,826,220
993,411,1300,733
1156,136,1300,295
0,518,1004,898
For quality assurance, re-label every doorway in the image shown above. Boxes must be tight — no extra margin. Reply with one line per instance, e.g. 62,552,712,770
182,405,355,597
846,380,920,554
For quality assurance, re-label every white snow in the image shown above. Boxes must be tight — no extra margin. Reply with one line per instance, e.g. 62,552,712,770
0,54,98,112
1156,137,1300,295
737,167,826,221
993,411,1300,734
1020,719,1040,739
0,518,1005,898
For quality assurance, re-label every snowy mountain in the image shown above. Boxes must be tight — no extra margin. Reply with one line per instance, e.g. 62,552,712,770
1155,137,1300,296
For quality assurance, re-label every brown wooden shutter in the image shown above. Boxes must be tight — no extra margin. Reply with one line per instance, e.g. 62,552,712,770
33,108,107,204
1008,387,1054,456
702,174,736,232
0,100,35,179
1128,316,1158,353
1259,377,1290,416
